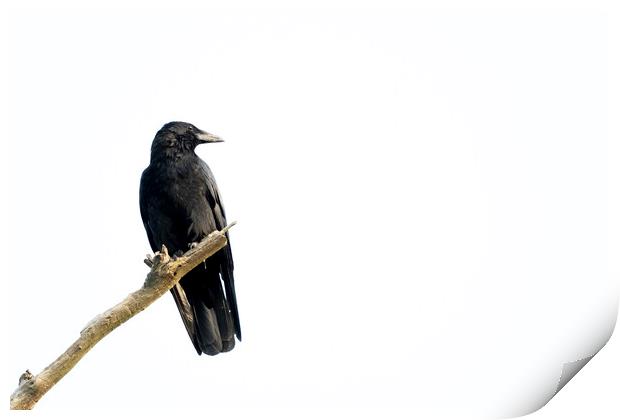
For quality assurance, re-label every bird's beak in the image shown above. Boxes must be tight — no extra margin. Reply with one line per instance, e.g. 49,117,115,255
195,130,224,144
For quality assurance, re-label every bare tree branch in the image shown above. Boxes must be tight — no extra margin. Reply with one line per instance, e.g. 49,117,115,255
10,222,236,410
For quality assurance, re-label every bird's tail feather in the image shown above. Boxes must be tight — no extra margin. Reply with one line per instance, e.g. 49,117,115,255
180,268,235,355
193,301,224,356
222,271,241,341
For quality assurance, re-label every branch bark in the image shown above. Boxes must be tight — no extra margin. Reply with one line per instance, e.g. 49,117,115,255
10,222,236,410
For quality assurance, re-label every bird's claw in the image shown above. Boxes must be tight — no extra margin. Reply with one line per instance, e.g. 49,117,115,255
173,250,184,260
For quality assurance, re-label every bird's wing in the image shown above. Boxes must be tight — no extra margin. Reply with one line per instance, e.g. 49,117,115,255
140,167,199,351
200,161,241,340
170,283,201,353
139,170,158,252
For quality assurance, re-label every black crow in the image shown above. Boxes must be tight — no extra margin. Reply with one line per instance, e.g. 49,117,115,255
139,121,240,355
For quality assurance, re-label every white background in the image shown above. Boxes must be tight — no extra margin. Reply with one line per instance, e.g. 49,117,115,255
3,1,619,419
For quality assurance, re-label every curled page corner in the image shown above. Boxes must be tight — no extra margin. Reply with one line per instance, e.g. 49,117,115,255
552,297,619,396
555,296,618,393
521,296,619,418
495,295,619,420
555,354,595,394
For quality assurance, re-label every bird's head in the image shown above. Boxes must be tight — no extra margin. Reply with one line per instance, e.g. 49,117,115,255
151,121,223,159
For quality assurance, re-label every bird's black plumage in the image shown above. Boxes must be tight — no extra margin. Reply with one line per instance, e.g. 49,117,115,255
139,121,240,355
